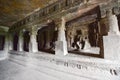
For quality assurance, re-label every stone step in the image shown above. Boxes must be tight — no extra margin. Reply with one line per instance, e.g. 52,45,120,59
9,58,93,80
9,53,120,80
9,51,120,73
9,50,120,68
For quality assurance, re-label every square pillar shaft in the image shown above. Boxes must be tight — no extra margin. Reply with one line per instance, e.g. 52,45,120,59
103,10,120,60
29,27,38,53
55,17,68,56
29,34,38,52
103,35,120,60
18,31,23,51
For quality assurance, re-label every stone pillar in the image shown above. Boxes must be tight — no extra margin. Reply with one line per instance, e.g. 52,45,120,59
4,35,8,51
55,17,68,56
103,9,120,60
17,31,23,51
107,9,120,35
8,34,13,51
4,34,9,58
29,27,38,53
66,28,74,50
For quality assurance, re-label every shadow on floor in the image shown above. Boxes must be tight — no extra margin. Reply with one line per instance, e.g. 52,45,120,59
68,50,102,58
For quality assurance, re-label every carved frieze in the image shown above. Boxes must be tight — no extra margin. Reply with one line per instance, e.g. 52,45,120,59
10,0,85,31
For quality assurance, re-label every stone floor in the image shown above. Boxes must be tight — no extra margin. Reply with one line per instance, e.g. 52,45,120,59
0,51,120,80
0,59,61,80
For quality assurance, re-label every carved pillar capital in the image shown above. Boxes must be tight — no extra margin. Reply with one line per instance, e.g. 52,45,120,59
29,25,38,35
19,30,24,37
106,9,113,17
57,17,66,31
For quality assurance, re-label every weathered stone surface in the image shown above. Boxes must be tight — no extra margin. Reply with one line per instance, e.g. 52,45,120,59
103,35,120,60
55,41,68,56
17,35,23,52
5,52,120,80
0,0,53,26
29,35,38,53
107,13,120,35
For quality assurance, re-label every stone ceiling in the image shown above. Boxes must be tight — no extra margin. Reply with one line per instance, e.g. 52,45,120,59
0,0,114,27
0,0,57,27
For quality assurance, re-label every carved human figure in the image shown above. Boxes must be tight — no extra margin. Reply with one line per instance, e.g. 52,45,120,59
83,36,91,50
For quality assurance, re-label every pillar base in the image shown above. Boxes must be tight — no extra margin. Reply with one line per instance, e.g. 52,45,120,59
18,46,23,52
29,42,38,53
18,49,23,52
108,32,120,36
103,35,120,60
55,41,68,56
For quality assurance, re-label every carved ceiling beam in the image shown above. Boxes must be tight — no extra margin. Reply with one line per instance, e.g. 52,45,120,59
64,4,98,22
66,14,97,27
9,0,84,32
9,0,120,33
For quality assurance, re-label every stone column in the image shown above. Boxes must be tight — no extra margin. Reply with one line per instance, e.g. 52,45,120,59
55,17,68,56
29,27,38,53
17,31,23,51
8,34,13,51
3,34,9,58
103,9,120,60
107,9,120,35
